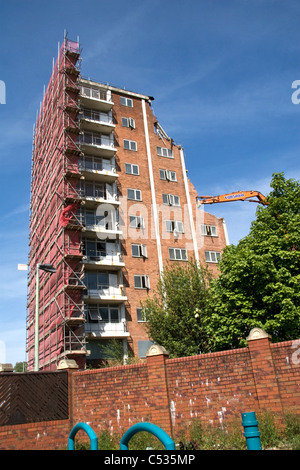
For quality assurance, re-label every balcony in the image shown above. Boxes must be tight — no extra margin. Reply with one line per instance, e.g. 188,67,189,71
79,183,119,207
79,108,115,133
83,285,127,303
85,320,129,338
78,157,118,183
79,85,114,112
78,131,116,157
83,250,125,269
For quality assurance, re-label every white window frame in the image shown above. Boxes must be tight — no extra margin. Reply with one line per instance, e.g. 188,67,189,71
122,117,135,129
134,275,150,289
201,224,218,237
131,244,147,258
159,169,177,181
165,220,184,233
127,188,142,201
124,139,137,151
86,304,120,323
120,96,133,107
157,146,173,158
162,193,180,206
125,163,139,175
129,215,144,229
169,247,188,261
205,251,221,263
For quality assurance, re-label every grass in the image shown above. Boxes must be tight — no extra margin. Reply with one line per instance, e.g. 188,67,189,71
72,411,300,450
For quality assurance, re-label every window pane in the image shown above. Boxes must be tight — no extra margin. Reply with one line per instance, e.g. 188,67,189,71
98,273,109,288
130,141,137,151
110,309,119,323
205,251,210,262
125,163,131,173
137,308,144,322
181,249,187,260
127,189,135,199
124,140,130,150
169,248,175,260
175,249,181,260
134,276,142,288
132,164,139,175
159,169,166,179
177,221,184,233
88,306,99,321
162,194,169,204
99,307,109,322
87,272,97,290
129,216,136,227
132,244,140,257
135,190,141,200
122,117,128,127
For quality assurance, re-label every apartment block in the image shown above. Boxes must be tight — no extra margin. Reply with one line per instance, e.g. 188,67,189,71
26,38,228,370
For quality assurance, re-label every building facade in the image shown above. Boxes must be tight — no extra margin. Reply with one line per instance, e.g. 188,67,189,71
27,38,229,370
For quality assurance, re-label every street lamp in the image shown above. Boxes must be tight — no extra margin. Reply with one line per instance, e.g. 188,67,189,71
35,263,57,371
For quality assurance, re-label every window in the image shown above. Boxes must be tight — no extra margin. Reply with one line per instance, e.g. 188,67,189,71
137,307,145,322
201,224,217,236
129,215,144,229
85,304,120,323
122,117,135,128
169,248,188,261
84,272,109,290
134,275,150,289
131,244,147,258
124,139,137,151
125,163,139,175
162,193,180,206
83,239,106,260
157,146,173,158
166,220,184,233
205,251,221,263
120,96,133,107
159,169,177,181
127,188,142,201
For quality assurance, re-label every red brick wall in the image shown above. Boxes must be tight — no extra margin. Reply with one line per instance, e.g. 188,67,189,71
166,349,258,432
72,363,151,436
1,334,299,450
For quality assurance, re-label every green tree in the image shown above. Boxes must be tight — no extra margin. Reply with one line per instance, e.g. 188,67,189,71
141,259,213,358
14,362,27,372
207,173,300,350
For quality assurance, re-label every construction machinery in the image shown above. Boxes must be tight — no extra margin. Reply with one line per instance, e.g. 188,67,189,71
197,190,269,206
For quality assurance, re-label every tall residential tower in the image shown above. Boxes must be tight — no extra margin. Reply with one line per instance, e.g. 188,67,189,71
27,38,228,370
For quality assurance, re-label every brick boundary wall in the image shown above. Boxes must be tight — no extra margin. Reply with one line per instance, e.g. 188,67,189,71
0,328,299,450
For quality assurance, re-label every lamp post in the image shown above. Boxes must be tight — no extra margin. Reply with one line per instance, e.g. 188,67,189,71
35,263,56,371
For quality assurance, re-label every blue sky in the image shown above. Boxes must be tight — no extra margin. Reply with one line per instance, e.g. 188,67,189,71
0,0,299,365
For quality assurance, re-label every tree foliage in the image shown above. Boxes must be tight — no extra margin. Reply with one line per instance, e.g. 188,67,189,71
207,172,300,350
141,259,213,358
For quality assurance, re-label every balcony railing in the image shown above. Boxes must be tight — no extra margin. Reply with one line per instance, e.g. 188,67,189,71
78,132,114,147
84,285,126,299
79,86,112,103
79,109,113,125
78,158,116,174
85,320,129,337
84,250,123,264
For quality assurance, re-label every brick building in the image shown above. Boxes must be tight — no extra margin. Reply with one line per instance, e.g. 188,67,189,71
26,37,229,370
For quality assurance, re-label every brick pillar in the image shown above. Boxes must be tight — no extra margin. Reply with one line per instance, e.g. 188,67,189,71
57,359,79,432
247,328,283,414
146,344,173,437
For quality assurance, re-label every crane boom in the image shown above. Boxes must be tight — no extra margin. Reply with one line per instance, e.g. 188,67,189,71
197,190,269,206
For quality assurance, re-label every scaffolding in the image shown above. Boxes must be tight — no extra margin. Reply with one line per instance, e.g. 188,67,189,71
27,38,87,370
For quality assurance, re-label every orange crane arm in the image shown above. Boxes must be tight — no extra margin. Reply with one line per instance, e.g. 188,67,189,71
197,191,269,205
